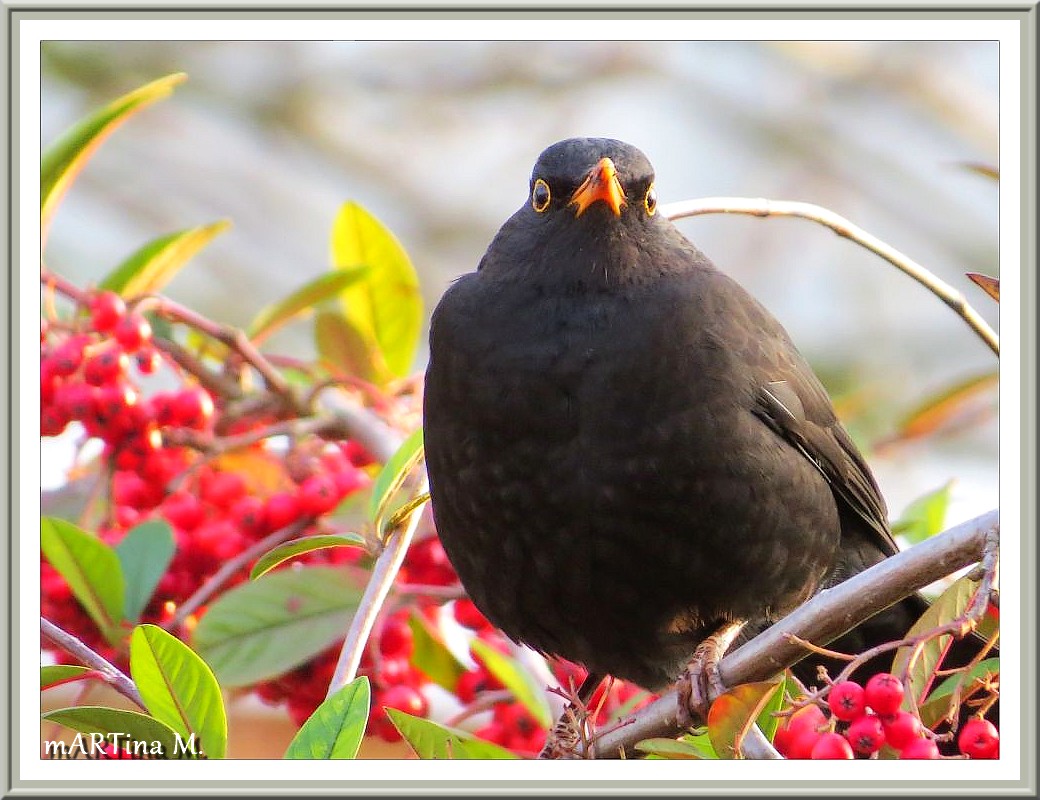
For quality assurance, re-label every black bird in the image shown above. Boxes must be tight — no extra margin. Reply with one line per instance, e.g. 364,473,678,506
423,138,988,728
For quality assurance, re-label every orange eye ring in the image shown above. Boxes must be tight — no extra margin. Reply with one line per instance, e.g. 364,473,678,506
532,179,551,213
644,185,658,216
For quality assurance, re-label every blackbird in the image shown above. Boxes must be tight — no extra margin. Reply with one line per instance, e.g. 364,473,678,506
423,138,987,725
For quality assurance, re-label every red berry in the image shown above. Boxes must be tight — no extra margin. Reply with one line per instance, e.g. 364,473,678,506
455,669,491,704
41,406,70,437
171,387,215,429
378,685,428,718
264,492,302,530
882,711,922,750
298,473,341,516
864,673,904,716
845,713,885,754
89,291,126,332
828,681,866,722
378,615,414,660
453,598,491,631
773,704,827,759
113,312,152,352
900,737,940,759
50,335,90,377
162,491,206,531
135,347,161,375
200,471,247,507
810,732,855,759
231,495,268,537
83,346,129,386
958,718,999,759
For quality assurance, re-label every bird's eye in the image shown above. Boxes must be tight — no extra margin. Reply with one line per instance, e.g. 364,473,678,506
531,179,551,213
644,184,658,216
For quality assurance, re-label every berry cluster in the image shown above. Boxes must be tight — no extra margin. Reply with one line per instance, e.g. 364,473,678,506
773,673,999,759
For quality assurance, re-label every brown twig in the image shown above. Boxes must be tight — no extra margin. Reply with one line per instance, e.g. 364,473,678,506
662,197,999,356
41,618,146,711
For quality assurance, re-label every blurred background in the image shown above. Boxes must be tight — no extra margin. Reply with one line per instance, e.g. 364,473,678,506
40,39,999,533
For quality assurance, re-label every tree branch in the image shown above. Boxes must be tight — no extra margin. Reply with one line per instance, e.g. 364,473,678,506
317,389,429,698
41,618,146,711
662,197,999,356
588,508,999,758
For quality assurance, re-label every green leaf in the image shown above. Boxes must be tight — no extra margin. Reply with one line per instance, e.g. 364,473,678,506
41,72,187,238
918,658,1000,729
192,566,361,687
129,624,227,759
891,482,954,545
367,427,424,533
469,639,552,730
284,676,370,759
250,533,367,580
635,734,714,760
41,706,192,759
891,576,982,708
385,709,518,760
408,612,467,693
41,664,91,690
247,267,370,345
314,309,384,384
706,679,783,759
330,201,423,380
115,520,176,624
41,517,124,646
99,220,231,298
754,673,787,741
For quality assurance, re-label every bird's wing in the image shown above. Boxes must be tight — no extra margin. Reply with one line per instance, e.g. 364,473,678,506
754,375,901,560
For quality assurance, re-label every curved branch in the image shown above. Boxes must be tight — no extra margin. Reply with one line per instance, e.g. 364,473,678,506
41,618,146,711
662,197,998,356
589,508,999,758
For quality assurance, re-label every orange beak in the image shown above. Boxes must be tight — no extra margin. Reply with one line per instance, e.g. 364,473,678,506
568,157,626,217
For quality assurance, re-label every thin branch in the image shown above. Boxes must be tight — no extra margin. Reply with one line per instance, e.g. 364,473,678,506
41,618,146,711
326,476,429,698
589,508,998,758
662,197,999,356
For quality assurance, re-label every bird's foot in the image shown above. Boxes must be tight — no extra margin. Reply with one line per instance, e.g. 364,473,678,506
537,713,584,760
676,621,746,729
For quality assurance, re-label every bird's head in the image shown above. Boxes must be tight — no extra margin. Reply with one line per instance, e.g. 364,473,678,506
526,138,658,225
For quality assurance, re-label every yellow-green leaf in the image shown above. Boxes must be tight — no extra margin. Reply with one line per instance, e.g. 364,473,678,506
330,201,423,380
368,427,424,534
41,664,91,690
129,624,227,759
408,612,467,692
891,576,983,707
385,709,518,759
285,676,370,759
891,482,954,545
706,679,783,759
470,639,552,729
248,267,370,345
918,658,999,729
42,706,191,759
635,734,715,760
99,220,230,298
314,309,385,384
41,72,187,239
250,533,367,581
41,517,124,646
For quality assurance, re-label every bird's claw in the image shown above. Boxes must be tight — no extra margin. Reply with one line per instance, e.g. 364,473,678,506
676,645,727,728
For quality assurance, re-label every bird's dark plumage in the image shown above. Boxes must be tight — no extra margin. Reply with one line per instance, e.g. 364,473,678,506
423,138,971,701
